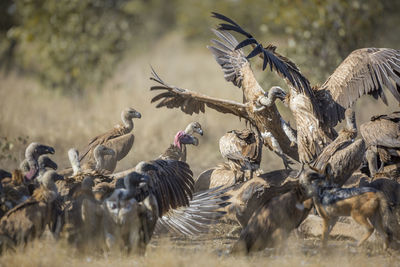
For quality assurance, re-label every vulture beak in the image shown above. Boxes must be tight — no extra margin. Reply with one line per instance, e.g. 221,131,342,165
135,111,142,119
197,128,204,136
40,145,55,155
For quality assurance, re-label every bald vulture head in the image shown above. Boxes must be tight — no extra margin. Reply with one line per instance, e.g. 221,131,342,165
20,155,57,174
93,145,116,171
184,122,203,136
174,132,199,148
259,86,287,107
25,142,55,160
123,107,142,120
24,143,55,180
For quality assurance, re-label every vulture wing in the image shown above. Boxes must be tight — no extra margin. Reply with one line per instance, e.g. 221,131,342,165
212,12,313,97
150,69,249,119
79,127,127,162
154,186,230,236
360,112,400,148
318,48,400,128
141,159,195,216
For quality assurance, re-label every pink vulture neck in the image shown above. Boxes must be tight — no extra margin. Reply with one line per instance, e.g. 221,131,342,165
174,131,185,149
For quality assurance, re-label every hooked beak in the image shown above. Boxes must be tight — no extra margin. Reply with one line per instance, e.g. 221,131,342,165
42,146,55,155
135,112,142,119
197,128,203,136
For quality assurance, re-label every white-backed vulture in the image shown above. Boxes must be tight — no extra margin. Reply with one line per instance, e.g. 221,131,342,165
0,170,61,253
360,111,400,177
150,30,299,165
311,109,365,186
219,128,263,182
158,122,203,162
79,107,141,172
215,12,400,165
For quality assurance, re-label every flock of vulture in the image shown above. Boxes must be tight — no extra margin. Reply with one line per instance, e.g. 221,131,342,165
1,12,400,256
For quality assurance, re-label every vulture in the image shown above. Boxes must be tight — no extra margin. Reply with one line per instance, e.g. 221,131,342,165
102,172,158,254
150,30,300,166
158,122,203,162
311,109,366,186
360,111,400,177
219,128,263,182
213,12,400,165
79,107,141,172
0,170,61,253
20,155,58,183
20,142,55,181
61,177,103,251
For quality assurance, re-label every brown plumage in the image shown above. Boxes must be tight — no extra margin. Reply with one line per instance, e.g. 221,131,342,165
216,13,400,164
0,170,30,217
361,111,400,177
219,128,262,182
150,29,299,165
79,107,141,172
230,186,312,254
311,109,365,186
0,171,60,253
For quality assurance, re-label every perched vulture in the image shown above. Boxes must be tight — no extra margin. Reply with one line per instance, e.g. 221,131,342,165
214,12,400,165
360,111,400,177
0,170,61,253
79,107,141,172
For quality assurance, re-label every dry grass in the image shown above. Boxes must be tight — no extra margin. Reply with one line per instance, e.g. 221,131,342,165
1,33,400,265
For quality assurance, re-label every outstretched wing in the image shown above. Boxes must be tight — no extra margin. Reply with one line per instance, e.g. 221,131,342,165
212,12,312,97
318,48,400,128
143,159,195,216
207,29,255,90
150,69,249,119
154,186,231,236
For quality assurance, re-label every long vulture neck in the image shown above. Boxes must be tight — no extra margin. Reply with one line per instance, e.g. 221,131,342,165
94,151,105,171
121,111,134,131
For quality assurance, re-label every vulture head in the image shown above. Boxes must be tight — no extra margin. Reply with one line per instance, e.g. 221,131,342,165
24,143,55,180
259,86,287,107
93,182,115,201
38,155,58,172
174,131,199,148
184,122,203,136
104,187,140,226
123,107,142,120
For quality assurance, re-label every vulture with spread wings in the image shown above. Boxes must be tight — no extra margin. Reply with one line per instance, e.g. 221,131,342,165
213,12,400,165
150,33,300,164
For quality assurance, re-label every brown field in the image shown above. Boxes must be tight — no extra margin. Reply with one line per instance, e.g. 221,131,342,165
0,33,399,265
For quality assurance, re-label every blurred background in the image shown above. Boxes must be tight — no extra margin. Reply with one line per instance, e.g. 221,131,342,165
0,0,400,176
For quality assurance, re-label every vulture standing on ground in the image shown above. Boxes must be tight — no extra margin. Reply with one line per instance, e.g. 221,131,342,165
360,111,400,177
159,122,203,162
214,12,400,165
78,107,141,173
0,170,61,253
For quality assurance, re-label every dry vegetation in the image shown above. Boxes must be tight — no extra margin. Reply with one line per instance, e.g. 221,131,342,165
0,33,399,265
